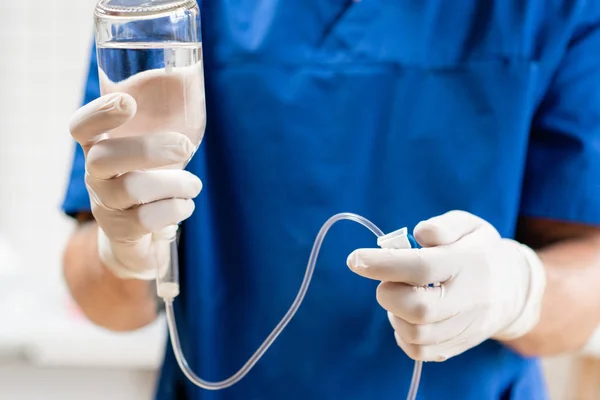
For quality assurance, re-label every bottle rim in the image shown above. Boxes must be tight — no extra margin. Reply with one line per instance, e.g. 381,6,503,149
95,0,197,18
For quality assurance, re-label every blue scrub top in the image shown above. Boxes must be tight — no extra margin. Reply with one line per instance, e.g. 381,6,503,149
63,1,600,399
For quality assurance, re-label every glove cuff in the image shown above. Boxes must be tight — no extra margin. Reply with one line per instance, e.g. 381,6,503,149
97,228,158,281
494,242,547,341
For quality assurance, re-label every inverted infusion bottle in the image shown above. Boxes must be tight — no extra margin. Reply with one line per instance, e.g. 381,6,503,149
94,0,205,152
94,0,206,297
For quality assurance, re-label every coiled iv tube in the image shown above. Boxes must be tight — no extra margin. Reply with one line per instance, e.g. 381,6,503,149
159,213,423,399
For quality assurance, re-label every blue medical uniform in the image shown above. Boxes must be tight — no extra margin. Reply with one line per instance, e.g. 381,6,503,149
63,1,600,399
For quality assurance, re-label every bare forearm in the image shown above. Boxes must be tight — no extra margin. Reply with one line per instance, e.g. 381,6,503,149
507,227,600,356
63,221,158,331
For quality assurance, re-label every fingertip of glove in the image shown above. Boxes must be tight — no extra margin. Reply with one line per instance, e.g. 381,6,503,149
114,93,137,114
69,93,138,143
190,174,203,197
162,132,196,160
346,250,365,270
97,93,136,116
166,198,196,221
138,198,196,232
181,198,196,218
413,220,445,247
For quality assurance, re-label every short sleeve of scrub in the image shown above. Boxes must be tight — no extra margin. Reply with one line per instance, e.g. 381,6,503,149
521,14,600,225
62,42,100,216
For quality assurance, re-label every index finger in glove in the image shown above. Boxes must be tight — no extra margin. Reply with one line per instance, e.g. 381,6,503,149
86,132,195,179
347,247,457,286
69,93,137,152
414,210,500,247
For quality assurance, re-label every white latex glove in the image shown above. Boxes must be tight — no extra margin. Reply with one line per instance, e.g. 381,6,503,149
68,93,202,280
347,210,547,362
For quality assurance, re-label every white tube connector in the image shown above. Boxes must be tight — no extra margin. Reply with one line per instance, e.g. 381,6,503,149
377,227,412,250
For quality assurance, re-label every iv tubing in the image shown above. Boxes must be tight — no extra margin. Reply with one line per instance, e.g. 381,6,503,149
160,212,423,400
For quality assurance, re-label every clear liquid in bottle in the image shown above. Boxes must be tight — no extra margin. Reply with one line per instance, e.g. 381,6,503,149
97,42,206,168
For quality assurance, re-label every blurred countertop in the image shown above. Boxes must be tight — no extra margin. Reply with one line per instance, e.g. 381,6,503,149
0,289,166,370
0,237,166,371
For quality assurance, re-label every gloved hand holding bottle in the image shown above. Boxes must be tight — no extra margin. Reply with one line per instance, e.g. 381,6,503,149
347,210,547,362
68,92,202,280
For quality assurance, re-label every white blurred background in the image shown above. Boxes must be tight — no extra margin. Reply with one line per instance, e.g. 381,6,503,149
0,1,164,399
0,1,595,399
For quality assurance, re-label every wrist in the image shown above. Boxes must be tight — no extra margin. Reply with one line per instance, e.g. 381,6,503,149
493,241,547,341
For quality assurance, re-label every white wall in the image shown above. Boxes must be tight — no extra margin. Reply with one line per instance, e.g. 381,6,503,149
0,0,93,298
0,2,161,399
